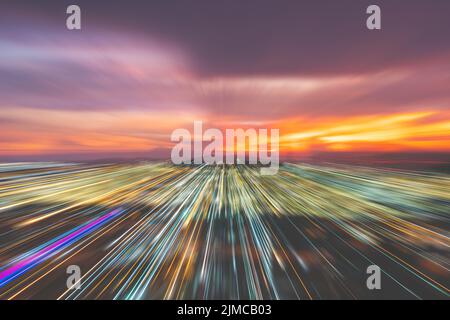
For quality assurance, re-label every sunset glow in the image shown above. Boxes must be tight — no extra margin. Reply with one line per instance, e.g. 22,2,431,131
1,107,449,158
1,1,449,161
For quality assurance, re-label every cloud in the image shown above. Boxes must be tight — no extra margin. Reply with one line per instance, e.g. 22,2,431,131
1,0,450,159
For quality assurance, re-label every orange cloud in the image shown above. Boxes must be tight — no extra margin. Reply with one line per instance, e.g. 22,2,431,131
1,107,449,158
278,111,450,153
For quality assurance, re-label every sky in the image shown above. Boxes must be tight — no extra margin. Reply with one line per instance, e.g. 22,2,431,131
1,0,450,161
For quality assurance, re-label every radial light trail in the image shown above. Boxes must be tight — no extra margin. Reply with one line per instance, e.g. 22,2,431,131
0,162,448,299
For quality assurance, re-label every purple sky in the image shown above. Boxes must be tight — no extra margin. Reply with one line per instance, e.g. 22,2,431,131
1,0,449,160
